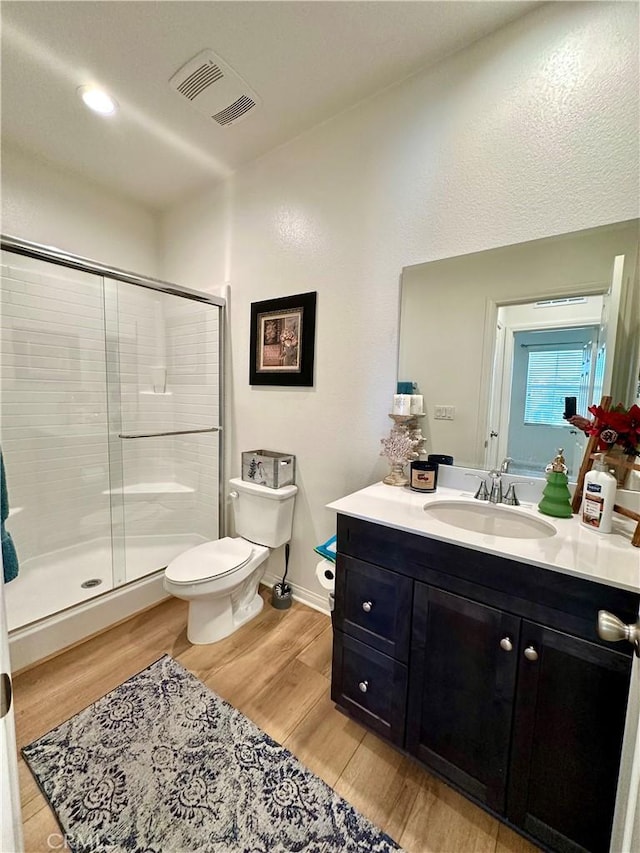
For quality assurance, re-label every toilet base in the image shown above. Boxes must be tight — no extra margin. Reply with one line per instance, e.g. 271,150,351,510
185,565,266,644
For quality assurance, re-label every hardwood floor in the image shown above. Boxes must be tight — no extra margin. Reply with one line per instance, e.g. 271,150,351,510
12,588,541,853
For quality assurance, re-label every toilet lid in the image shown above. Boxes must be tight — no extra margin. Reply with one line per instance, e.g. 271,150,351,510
165,538,254,584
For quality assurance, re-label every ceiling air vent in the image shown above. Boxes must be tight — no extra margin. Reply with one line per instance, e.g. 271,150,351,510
169,49,260,127
177,62,224,101
213,95,256,126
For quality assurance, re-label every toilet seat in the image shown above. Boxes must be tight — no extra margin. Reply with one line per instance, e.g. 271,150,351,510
165,537,254,585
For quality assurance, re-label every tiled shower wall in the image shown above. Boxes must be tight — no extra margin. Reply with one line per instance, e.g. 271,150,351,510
1,251,220,572
1,254,111,563
112,284,220,542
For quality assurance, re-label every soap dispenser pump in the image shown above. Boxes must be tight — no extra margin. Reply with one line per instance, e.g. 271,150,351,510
581,453,616,533
538,449,573,518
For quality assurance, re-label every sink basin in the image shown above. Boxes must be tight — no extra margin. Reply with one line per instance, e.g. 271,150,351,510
423,500,556,539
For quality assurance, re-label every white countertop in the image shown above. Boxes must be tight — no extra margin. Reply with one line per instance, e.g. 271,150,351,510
327,482,640,594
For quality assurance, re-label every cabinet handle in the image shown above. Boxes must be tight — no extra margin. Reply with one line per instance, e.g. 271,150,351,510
499,637,513,652
362,601,373,613
358,680,369,693
524,645,539,662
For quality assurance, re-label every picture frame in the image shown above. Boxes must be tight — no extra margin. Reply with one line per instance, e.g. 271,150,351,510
249,291,317,386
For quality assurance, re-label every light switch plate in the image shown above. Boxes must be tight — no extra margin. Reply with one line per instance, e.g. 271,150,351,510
434,405,455,420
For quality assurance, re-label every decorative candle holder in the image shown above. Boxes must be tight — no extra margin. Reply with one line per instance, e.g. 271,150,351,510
380,414,426,486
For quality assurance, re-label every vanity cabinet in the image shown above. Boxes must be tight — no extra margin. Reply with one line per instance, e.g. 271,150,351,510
331,555,412,744
406,586,520,814
331,513,639,853
507,621,632,853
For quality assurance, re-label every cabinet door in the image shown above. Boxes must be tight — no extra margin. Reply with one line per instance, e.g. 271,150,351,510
508,622,632,853
406,584,520,813
331,630,408,745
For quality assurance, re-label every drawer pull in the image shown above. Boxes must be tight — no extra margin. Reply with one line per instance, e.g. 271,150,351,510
362,600,373,613
358,680,369,693
499,636,513,652
524,645,539,662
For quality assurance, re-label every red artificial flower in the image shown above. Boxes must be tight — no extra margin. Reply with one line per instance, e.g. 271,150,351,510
587,403,640,456
627,403,640,444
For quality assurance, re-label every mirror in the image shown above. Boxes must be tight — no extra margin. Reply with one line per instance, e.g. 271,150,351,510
398,219,640,486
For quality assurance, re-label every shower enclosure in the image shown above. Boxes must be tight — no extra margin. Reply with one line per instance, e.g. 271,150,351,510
1,237,223,634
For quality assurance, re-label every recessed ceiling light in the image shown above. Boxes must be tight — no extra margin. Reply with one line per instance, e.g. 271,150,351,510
78,85,118,116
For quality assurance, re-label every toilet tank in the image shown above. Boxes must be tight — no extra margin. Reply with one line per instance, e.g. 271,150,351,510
229,477,297,548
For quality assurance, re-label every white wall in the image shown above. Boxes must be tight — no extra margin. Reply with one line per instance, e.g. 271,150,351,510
161,1,639,607
1,143,159,276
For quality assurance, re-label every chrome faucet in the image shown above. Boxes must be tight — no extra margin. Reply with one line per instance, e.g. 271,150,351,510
500,457,513,474
467,466,534,505
488,470,503,504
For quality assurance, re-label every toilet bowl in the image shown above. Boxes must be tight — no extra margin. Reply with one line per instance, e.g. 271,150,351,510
164,478,297,644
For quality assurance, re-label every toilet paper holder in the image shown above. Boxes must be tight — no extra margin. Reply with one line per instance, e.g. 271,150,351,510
316,558,335,590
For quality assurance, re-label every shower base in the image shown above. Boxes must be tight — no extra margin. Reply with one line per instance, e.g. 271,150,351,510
6,532,207,633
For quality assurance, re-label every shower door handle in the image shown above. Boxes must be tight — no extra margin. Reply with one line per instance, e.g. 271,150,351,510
118,427,220,439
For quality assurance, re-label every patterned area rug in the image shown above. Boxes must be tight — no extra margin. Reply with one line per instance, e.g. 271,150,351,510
23,655,404,853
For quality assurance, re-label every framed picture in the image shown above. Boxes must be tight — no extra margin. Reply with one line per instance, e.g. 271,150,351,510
250,291,317,386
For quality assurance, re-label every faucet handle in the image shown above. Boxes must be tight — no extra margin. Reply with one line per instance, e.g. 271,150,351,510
503,484,519,506
502,479,535,505
465,473,490,501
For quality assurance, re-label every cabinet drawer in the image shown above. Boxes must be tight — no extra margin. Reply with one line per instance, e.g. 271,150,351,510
334,554,412,661
331,630,407,746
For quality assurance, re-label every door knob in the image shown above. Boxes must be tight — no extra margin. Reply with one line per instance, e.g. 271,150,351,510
362,601,373,613
598,610,640,656
500,637,513,652
524,645,539,662
358,680,369,693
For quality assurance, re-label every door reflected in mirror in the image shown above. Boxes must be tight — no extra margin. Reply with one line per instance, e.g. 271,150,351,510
398,219,639,488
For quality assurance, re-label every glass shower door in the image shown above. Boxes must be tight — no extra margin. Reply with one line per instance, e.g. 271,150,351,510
1,251,114,629
106,282,221,584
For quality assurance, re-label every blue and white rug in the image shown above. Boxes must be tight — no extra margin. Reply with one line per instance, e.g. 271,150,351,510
23,655,404,853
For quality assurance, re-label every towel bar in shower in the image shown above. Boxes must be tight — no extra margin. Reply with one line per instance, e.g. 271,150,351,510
118,427,220,439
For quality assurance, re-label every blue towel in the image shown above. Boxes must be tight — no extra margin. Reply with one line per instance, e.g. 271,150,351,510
1,449,19,583
314,534,337,563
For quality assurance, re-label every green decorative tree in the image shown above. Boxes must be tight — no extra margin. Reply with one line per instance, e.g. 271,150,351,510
538,449,573,518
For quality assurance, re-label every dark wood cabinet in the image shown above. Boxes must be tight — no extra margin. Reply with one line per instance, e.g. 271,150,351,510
508,623,632,853
407,585,520,813
331,513,639,853
335,555,412,661
331,631,408,745
331,551,413,746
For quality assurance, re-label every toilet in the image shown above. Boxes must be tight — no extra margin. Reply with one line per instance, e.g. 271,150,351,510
164,477,297,644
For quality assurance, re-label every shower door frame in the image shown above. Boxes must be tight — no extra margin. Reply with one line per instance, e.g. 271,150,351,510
0,233,227,574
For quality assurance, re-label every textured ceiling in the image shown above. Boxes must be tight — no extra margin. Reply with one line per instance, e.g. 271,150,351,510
1,1,541,211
